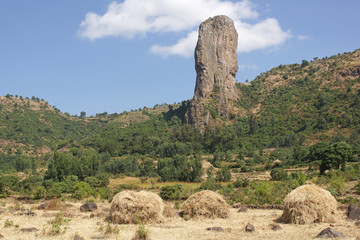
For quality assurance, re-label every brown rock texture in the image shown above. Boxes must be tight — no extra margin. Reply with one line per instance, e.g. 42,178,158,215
185,15,239,129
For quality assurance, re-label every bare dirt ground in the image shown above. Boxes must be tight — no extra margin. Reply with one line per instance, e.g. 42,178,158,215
0,197,359,240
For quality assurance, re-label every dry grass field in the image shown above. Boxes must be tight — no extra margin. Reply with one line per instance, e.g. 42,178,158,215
0,197,359,240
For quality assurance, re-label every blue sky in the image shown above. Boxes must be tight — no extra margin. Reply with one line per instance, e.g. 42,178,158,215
1,0,359,116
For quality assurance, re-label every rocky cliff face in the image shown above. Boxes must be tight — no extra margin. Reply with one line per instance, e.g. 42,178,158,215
185,15,239,129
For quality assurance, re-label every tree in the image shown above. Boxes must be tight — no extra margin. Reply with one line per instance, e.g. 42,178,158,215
189,155,202,182
301,59,309,67
292,145,308,162
140,159,157,177
270,168,288,181
320,142,353,174
44,152,72,181
215,166,232,182
0,176,19,196
80,111,86,118
248,114,257,134
307,142,329,162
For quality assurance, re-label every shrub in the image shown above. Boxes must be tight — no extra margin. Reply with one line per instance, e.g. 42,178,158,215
84,176,100,188
47,182,67,199
233,178,250,188
160,184,182,200
270,168,288,181
233,179,243,188
71,182,92,200
328,175,346,196
97,187,113,200
63,175,79,191
4,219,14,228
356,181,360,194
45,210,70,236
240,166,253,173
215,166,232,182
199,180,222,191
42,179,55,189
132,218,149,240
301,59,309,67
290,171,307,186
96,173,111,187
253,182,274,205
0,176,19,196
104,221,120,235
33,186,46,199
218,183,234,197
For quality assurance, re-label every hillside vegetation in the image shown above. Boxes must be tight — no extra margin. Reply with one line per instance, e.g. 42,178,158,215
0,49,359,206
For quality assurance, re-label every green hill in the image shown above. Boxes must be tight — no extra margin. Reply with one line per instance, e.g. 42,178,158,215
0,96,103,155
87,49,360,155
235,49,360,147
0,49,359,179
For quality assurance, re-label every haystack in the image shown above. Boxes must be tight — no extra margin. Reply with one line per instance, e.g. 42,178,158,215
181,190,230,219
281,184,338,224
109,190,164,224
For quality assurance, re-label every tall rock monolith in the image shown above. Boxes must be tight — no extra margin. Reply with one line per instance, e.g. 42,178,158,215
185,15,239,129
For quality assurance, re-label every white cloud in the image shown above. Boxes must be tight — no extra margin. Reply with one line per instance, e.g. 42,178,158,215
79,0,257,39
79,0,291,57
298,35,310,41
150,31,198,58
235,18,291,52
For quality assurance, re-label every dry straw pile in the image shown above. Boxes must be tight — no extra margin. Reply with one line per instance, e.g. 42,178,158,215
181,190,230,219
281,184,338,224
109,190,164,224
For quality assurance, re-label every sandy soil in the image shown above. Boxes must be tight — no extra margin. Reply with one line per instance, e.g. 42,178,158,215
0,198,359,240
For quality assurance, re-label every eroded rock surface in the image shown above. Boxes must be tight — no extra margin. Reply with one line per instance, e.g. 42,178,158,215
185,15,238,129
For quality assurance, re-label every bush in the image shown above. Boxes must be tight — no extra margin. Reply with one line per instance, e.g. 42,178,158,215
63,175,79,191
71,182,92,199
240,166,253,173
355,181,360,195
218,183,234,197
42,179,55,189
0,176,19,196
34,186,46,199
199,180,222,191
96,187,113,200
270,168,288,181
96,173,111,187
47,182,67,199
253,182,274,205
215,166,232,182
290,171,307,186
328,174,346,196
233,178,250,188
160,184,182,200
84,176,100,188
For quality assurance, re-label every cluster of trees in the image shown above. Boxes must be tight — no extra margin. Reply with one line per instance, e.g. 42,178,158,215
45,149,101,181
0,107,102,148
308,141,355,174
44,148,203,183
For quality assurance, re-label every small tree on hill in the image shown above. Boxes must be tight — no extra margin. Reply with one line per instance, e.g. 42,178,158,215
320,141,353,174
80,111,86,118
